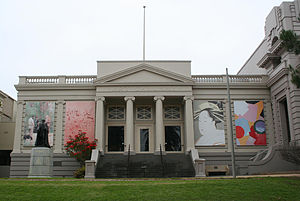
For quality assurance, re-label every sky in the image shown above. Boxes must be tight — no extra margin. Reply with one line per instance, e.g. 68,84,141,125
0,0,285,99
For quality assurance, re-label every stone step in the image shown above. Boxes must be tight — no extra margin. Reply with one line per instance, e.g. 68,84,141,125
95,153,194,178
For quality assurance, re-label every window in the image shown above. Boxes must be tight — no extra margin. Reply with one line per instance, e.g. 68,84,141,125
108,106,125,120
164,106,181,120
136,106,152,120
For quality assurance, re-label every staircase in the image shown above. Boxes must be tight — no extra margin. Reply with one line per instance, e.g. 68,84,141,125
95,153,195,178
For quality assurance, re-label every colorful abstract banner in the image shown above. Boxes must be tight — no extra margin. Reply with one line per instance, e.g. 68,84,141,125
64,101,95,143
193,100,225,146
234,101,266,145
23,102,55,146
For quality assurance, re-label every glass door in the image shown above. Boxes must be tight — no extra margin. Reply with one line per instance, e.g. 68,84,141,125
136,126,152,153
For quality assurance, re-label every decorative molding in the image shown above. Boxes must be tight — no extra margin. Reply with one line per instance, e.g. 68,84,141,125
154,96,165,101
257,53,281,69
184,96,194,101
56,100,65,105
17,101,25,105
124,96,135,102
267,68,289,87
95,97,105,102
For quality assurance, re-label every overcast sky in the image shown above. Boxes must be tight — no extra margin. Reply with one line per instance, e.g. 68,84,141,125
0,0,284,99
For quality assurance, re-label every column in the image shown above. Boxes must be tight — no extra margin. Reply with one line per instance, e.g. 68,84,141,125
184,96,195,154
95,97,105,154
12,101,25,153
54,100,65,153
124,96,135,154
285,87,295,141
154,96,165,154
264,100,275,145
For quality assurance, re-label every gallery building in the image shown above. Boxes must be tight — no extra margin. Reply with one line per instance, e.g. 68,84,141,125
10,0,300,177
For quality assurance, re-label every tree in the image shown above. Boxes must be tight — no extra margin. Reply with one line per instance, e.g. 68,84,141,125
280,29,300,88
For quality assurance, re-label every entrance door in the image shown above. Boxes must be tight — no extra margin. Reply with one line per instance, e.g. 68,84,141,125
108,126,124,152
165,126,181,151
136,126,153,153
279,98,291,144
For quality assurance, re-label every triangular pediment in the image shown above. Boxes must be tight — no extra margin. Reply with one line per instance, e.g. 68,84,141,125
95,63,193,85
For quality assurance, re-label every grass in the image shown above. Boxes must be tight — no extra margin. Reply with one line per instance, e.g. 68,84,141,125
0,177,300,201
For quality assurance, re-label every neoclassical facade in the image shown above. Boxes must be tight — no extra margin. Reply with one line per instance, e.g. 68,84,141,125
10,0,300,177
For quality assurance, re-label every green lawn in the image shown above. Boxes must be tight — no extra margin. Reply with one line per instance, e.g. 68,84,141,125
0,177,299,201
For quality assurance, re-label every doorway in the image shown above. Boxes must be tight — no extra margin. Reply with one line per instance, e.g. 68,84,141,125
108,126,124,152
165,126,182,151
279,98,291,144
136,126,153,153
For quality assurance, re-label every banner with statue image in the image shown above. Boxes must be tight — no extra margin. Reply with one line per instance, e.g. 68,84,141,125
64,101,95,144
23,101,55,146
234,101,266,145
193,100,225,146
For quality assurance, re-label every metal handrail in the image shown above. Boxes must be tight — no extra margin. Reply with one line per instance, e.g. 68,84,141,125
127,144,130,178
160,144,165,177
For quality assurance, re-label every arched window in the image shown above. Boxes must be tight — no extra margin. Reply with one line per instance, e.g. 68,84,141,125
272,36,279,46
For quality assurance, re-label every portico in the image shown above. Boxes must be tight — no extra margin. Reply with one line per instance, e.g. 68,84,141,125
94,61,195,155
94,95,195,155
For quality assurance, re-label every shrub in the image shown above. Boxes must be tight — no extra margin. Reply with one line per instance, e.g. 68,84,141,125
64,130,97,166
74,166,85,178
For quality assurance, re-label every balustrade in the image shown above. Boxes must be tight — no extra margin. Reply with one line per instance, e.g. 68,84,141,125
192,75,267,83
22,76,96,84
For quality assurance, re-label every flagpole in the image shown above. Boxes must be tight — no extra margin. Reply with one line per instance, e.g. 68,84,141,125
226,68,236,178
143,6,146,61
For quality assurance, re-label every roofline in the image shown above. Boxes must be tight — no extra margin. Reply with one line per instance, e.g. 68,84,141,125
0,90,16,101
97,60,191,63
237,39,266,75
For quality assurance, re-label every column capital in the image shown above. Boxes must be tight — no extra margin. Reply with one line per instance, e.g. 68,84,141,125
56,100,65,105
17,101,25,105
154,96,165,101
184,96,194,101
124,96,135,102
95,96,105,102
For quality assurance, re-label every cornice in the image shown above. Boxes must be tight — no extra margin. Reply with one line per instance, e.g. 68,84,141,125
257,53,281,69
96,82,194,87
266,67,289,87
97,60,191,63
269,39,284,55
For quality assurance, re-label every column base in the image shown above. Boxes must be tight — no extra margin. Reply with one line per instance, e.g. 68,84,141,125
154,151,166,155
11,149,21,154
99,150,105,156
123,151,136,155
